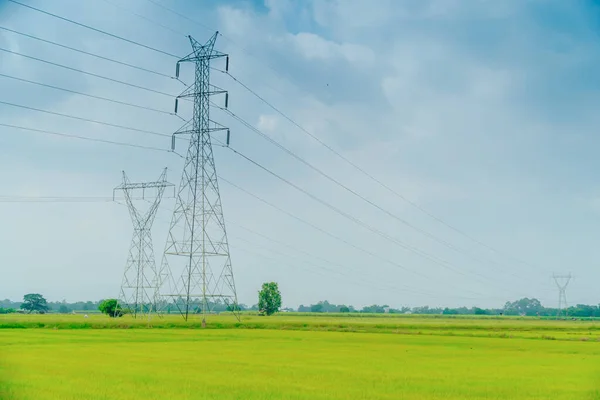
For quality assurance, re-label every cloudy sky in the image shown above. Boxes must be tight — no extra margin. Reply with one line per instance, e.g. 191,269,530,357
0,0,599,309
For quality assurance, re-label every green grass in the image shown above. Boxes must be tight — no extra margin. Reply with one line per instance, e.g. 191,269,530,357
2,313,600,341
1,314,600,399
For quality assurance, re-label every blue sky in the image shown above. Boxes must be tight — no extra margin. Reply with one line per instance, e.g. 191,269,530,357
0,0,599,309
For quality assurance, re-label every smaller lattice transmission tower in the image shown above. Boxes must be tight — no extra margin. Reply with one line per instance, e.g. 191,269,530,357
553,273,572,319
114,168,174,318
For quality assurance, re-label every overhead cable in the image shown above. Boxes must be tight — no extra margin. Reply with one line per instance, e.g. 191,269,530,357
0,73,174,115
6,0,180,58
0,122,172,153
0,47,175,98
0,26,176,79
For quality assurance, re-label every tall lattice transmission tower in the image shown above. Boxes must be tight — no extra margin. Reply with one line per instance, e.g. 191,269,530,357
553,273,572,319
114,168,173,318
157,32,239,323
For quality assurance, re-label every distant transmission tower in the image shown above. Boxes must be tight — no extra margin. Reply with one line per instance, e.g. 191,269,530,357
553,273,572,319
114,168,173,318
157,32,239,324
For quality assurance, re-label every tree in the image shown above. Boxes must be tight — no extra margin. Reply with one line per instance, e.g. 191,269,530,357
58,304,70,314
361,304,386,313
339,306,350,313
20,293,49,314
504,298,543,316
473,307,487,315
226,303,244,312
98,299,124,318
311,303,324,313
258,282,281,316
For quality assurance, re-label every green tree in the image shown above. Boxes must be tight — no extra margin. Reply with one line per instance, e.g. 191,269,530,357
361,304,385,313
226,303,244,312
258,282,281,316
98,299,124,318
58,304,70,314
311,303,324,313
20,293,49,314
339,306,350,313
504,298,543,316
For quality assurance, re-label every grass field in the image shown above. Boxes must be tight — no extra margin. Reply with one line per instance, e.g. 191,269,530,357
2,313,600,341
1,314,600,399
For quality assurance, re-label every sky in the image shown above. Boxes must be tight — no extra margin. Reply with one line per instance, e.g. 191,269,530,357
0,0,599,309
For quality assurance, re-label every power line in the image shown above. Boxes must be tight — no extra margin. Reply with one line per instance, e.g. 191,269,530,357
114,0,284,99
0,111,529,297
233,243,410,298
143,0,215,35
222,70,549,277
233,222,344,270
133,0,547,283
0,47,175,98
222,144,521,297
0,195,173,203
0,100,171,139
0,26,176,80
218,174,502,299
0,0,544,297
6,0,180,58
228,222,501,300
122,4,529,292
0,196,114,203
101,0,187,38
231,233,456,299
0,58,530,295
157,211,370,296
0,73,174,116
0,122,172,153
137,0,536,283
142,0,295,92
233,236,384,289
230,227,406,291
214,104,529,287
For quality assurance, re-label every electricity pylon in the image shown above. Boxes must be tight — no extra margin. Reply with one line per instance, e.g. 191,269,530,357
553,273,572,319
157,32,239,324
114,168,173,318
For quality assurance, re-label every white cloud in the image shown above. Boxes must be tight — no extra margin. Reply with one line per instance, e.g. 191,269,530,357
257,114,277,132
289,32,375,68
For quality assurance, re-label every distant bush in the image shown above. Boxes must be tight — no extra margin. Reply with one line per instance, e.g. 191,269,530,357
0,307,16,314
98,299,125,318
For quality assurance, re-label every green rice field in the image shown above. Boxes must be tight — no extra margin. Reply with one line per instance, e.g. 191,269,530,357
1,314,599,399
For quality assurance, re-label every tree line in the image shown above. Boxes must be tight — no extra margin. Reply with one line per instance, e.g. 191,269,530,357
1,297,101,314
3,291,599,318
298,298,600,317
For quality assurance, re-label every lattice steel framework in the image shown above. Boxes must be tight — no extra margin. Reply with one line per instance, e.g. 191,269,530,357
114,168,173,318
157,32,239,323
553,273,572,319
